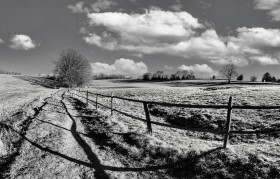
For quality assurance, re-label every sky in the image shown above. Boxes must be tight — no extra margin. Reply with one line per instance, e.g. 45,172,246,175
0,0,280,79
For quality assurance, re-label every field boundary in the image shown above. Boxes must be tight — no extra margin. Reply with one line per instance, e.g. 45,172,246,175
70,89,280,148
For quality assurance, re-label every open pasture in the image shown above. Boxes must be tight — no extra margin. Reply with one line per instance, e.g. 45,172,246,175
0,75,58,120
72,79,280,177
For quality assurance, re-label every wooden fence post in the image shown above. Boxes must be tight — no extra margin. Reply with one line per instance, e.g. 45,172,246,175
111,93,114,115
223,96,233,148
86,90,89,106
143,102,152,134
96,94,99,110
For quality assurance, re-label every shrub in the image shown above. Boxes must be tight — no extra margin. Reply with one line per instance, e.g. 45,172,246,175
250,76,257,82
53,48,92,87
237,74,243,81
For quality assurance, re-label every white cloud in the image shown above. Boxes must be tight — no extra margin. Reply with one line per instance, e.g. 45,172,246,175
91,58,148,77
68,0,117,14
0,38,4,44
87,10,204,39
250,56,279,65
254,0,280,21
81,7,280,67
91,0,117,12
10,34,37,50
84,33,102,46
232,27,280,48
254,0,279,10
178,64,218,78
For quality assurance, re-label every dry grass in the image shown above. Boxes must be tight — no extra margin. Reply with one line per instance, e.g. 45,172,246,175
0,75,59,177
2,76,280,178
0,75,57,120
75,81,280,178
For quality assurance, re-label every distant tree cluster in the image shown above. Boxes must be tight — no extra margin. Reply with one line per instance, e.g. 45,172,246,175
231,71,280,83
262,72,277,82
93,73,130,80
0,69,21,75
143,70,195,81
250,76,257,82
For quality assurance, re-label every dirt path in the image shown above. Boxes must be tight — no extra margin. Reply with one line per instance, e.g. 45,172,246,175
5,89,200,179
5,91,151,178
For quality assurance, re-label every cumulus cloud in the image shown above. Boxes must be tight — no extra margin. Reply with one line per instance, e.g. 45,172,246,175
0,38,4,44
232,27,280,48
178,64,218,78
10,34,37,50
68,0,117,13
80,7,280,67
250,56,279,65
91,58,148,77
87,9,204,38
91,0,117,12
84,33,102,46
254,0,280,21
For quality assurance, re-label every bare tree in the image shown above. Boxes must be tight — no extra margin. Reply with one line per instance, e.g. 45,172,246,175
220,64,238,83
250,76,257,82
53,48,92,87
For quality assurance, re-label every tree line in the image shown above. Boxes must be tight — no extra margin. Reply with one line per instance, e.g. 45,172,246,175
51,49,280,87
93,73,130,80
142,70,195,81
0,69,22,75
235,72,278,82
221,64,279,83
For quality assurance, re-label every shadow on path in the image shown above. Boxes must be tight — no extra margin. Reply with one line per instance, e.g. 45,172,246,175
0,91,62,178
1,91,223,178
2,121,222,175
61,93,110,179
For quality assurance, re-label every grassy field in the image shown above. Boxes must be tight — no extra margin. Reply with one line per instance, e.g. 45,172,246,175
0,75,58,120
81,79,280,178
0,75,59,175
1,77,280,178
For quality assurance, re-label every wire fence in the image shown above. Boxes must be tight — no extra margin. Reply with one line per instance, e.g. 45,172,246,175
69,88,280,148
